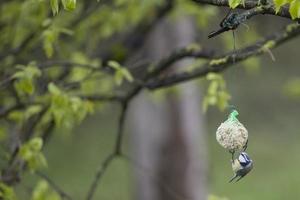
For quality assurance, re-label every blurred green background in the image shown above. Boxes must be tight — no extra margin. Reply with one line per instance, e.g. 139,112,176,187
29,35,300,200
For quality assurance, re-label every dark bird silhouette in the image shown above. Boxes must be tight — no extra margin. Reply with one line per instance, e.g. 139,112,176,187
208,27,230,38
208,12,242,38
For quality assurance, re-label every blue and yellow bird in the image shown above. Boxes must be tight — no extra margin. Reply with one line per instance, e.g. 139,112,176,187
229,152,253,183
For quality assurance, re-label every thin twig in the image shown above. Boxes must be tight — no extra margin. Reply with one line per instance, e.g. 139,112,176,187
85,101,128,200
81,94,125,102
36,171,73,200
114,102,128,155
0,33,35,61
0,104,24,119
85,153,116,200
38,61,100,70
145,23,300,89
21,106,49,141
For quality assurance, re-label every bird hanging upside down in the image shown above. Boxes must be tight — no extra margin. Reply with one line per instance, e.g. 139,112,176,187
229,152,253,183
208,12,245,38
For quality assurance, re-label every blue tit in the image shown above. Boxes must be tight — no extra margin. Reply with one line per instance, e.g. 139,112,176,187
229,152,253,183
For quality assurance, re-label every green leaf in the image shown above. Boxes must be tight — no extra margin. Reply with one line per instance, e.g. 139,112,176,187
47,84,93,130
274,0,289,13
32,181,61,200
24,105,43,119
13,64,41,79
206,73,220,81
68,67,91,82
19,137,47,172
14,78,34,95
107,60,121,70
48,83,61,95
0,183,17,200
229,0,242,8
29,138,43,152
289,0,300,19
121,68,134,82
0,127,7,141
42,29,57,58
203,73,231,112
283,78,300,98
8,111,24,123
114,71,123,85
108,60,133,85
61,0,76,11
50,0,59,15
58,28,74,36
208,81,218,95
217,91,231,110
13,64,41,95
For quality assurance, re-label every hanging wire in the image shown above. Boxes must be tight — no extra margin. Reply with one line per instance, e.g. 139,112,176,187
232,30,236,53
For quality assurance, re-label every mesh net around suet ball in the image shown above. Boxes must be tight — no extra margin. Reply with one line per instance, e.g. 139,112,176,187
216,110,248,151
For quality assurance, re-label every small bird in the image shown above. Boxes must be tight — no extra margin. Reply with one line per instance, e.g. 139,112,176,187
229,152,253,183
208,12,241,38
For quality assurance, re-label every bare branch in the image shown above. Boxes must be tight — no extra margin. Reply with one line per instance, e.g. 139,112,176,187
85,153,116,200
0,77,14,90
81,94,125,102
85,101,128,200
36,171,73,200
0,104,24,119
21,106,49,141
145,23,300,89
0,33,36,61
41,120,55,145
144,47,215,78
37,61,100,70
124,47,215,101
114,102,128,155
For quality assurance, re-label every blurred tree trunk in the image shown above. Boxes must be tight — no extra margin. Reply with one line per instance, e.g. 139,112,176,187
129,16,208,200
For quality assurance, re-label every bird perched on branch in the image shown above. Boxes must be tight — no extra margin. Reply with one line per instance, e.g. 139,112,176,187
229,152,253,183
208,12,244,38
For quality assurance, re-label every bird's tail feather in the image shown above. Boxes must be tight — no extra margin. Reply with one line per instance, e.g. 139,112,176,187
229,174,238,183
208,27,229,38
235,175,245,182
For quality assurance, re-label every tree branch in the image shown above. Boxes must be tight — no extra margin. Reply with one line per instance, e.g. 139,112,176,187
85,153,116,200
38,61,100,70
145,23,300,89
191,0,294,20
81,94,125,102
123,47,215,101
114,102,128,155
85,100,128,200
0,33,36,61
143,47,215,78
36,171,73,200
0,104,24,119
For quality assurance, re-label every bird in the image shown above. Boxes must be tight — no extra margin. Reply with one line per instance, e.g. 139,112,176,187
229,152,253,183
208,12,241,39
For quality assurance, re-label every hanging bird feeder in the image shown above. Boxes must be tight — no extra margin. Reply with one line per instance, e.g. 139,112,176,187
216,109,248,152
